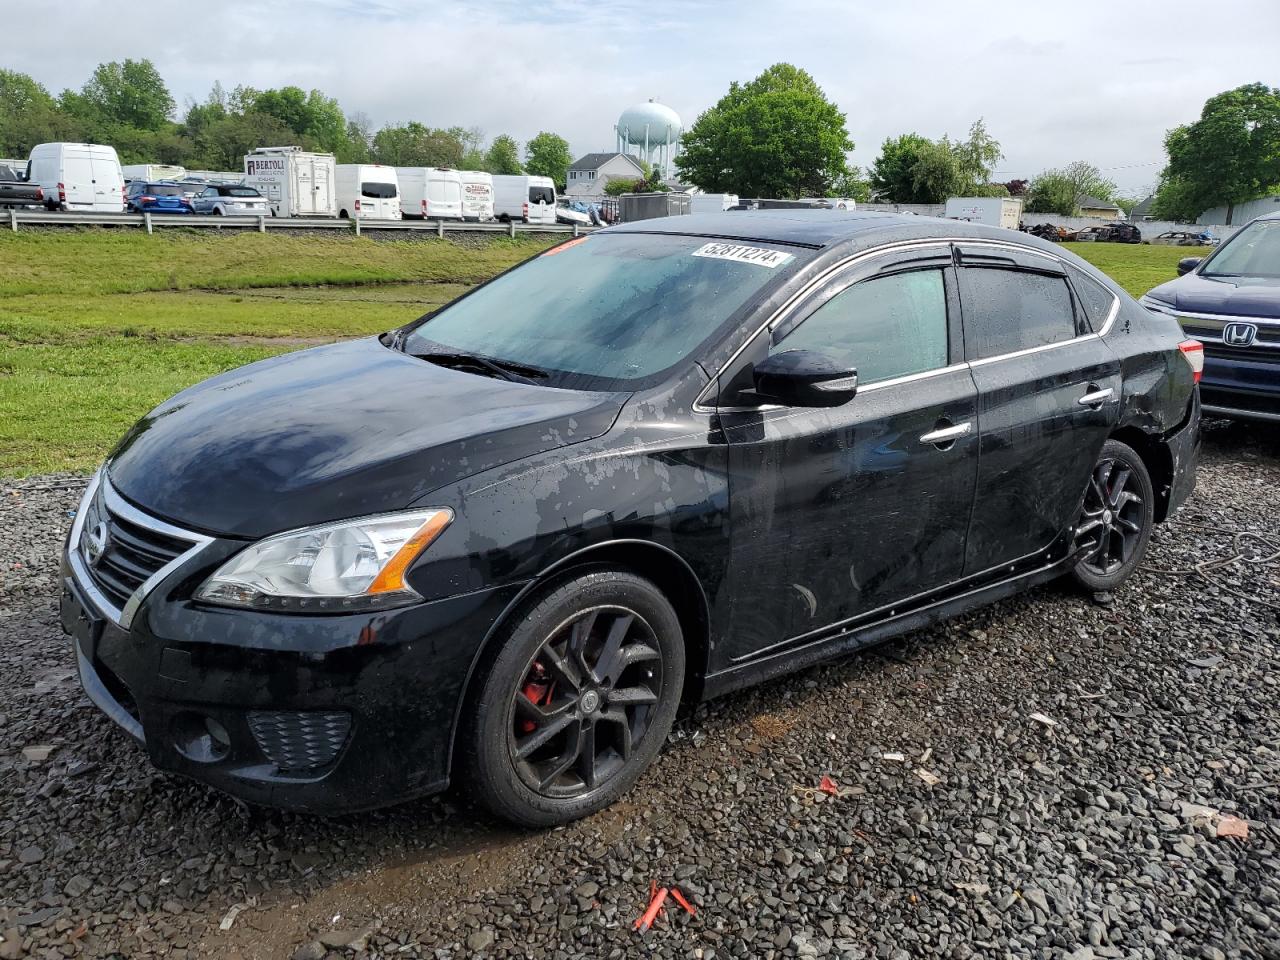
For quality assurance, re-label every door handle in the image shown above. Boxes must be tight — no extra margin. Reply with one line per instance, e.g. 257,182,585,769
1077,387,1114,406
919,421,972,445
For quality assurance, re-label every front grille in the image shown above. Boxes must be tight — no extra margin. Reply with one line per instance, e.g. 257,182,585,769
248,710,352,773
1203,342,1280,365
78,479,198,614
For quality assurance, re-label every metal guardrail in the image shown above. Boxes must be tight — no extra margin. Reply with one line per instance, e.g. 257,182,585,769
3,207,595,237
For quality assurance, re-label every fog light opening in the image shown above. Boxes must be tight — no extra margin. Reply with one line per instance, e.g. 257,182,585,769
171,712,231,764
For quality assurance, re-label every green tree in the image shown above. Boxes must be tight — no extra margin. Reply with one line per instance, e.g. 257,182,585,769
77,59,174,131
244,86,349,155
869,120,1003,203
869,133,931,201
1024,162,1117,215
1154,83,1280,223
371,122,464,167
0,70,74,156
484,134,523,174
676,63,853,198
525,132,572,188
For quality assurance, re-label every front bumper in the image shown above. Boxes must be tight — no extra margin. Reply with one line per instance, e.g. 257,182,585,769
59,542,524,814
1201,354,1280,422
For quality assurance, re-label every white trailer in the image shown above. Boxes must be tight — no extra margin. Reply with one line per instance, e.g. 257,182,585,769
492,174,557,224
945,196,1023,230
460,170,494,221
243,147,337,218
690,193,738,214
335,164,401,220
396,167,463,220
121,163,186,183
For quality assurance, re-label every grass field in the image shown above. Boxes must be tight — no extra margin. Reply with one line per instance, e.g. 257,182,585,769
0,230,1207,476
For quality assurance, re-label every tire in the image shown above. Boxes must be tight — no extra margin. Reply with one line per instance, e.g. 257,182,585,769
213,206,225,216
1068,439,1155,592
460,568,685,828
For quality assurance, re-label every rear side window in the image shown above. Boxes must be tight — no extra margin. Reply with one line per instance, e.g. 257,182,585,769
1066,264,1117,333
774,270,949,385
529,186,554,205
960,268,1077,360
361,182,397,199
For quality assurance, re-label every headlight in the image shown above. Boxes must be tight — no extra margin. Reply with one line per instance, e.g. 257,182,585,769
1138,295,1176,316
197,509,452,612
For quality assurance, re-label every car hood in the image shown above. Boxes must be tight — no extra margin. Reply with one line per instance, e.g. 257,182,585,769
1147,273,1280,319
107,337,626,538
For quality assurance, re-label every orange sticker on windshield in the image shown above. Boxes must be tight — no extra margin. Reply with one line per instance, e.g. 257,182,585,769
542,237,589,256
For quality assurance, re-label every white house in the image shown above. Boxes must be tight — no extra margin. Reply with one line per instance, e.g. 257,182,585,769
564,152,645,199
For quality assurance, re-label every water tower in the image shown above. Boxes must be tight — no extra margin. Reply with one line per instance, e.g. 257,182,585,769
616,99,682,175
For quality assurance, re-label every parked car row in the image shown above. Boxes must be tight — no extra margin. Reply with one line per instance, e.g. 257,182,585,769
1023,222,1143,244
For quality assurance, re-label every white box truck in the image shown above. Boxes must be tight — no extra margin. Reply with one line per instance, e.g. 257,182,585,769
396,167,463,220
243,147,337,218
335,164,401,220
460,170,494,221
26,143,126,212
492,174,556,224
121,163,186,183
690,193,738,214
945,196,1023,230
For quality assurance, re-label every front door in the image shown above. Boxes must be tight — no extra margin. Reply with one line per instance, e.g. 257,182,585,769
955,244,1121,574
718,246,979,665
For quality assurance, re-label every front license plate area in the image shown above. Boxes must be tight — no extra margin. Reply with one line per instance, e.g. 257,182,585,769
60,580,103,659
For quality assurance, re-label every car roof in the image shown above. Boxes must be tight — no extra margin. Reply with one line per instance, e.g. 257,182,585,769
605,209,1053,251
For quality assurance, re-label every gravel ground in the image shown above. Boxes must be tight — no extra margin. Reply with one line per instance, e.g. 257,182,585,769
1,420,1277,960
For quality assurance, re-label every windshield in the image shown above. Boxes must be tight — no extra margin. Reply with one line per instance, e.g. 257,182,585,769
1201,218,1280,278
362,181,397,199
402,233,806,390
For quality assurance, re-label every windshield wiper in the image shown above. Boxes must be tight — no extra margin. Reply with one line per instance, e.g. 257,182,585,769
412,350,548,386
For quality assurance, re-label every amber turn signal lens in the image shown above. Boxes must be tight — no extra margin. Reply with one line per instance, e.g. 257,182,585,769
366,510,453,594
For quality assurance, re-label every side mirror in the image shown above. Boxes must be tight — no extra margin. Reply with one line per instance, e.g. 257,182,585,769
1177,257,1202,276
751,350,858,408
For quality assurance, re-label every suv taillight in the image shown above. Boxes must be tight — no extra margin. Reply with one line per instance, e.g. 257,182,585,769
421,199,428,216
522,201,529,220
34,187,43,201
354,198,361,212
1178,340,1204,384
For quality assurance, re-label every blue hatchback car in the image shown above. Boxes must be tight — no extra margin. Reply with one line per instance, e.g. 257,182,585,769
1142,211,1280,422
125,181,194,215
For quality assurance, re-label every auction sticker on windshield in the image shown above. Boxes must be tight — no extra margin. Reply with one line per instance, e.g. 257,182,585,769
692,242,794,268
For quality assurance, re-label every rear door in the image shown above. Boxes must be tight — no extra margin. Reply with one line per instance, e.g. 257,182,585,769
297,158,315,215
63,151,96,207
956,243,1120,574
719,245,979,662
90,151,122,210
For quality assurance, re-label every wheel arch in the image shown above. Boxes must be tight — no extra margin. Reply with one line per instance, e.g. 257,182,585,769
1109,425,1174,522
445,538,711,779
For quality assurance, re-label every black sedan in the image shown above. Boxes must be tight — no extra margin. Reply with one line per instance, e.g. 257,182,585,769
60,212,1202,826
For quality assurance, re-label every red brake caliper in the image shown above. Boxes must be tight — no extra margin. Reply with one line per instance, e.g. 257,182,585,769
518,661,555,735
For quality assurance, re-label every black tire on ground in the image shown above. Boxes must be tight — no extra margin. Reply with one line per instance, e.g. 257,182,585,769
460,568,685,828
1068,438,1155,593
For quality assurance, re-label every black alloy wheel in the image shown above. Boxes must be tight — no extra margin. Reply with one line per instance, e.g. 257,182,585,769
508,605,662,798
1070,438,1154,592
462,569,684,827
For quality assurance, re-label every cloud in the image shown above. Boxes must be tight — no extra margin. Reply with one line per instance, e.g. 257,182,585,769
2,0,1277,192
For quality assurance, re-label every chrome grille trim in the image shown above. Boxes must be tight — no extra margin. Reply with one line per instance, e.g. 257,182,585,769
67,469,214,629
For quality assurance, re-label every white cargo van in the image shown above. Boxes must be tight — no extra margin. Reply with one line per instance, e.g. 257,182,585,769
460,170,494,221
492,174,557,224
396,167,463,220
121,163,186,183
335,164,401,220
690,193,738,215
944,196,1023,230
26,143,126,212
243,147,337,218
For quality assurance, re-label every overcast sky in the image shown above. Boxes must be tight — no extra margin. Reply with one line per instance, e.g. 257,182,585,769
4,0,1278,194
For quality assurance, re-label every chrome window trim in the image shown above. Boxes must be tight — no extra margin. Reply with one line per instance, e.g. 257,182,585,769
693,236,1116,413
66,469,213,630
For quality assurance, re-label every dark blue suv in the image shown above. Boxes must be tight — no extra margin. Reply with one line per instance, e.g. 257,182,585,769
1142,211,1280,422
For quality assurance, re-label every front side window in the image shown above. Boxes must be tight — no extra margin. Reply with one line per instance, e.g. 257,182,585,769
773,269,949,385
403,233,807,390
1199,218,1280,278
361,181,397,199
960,268,1077,360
